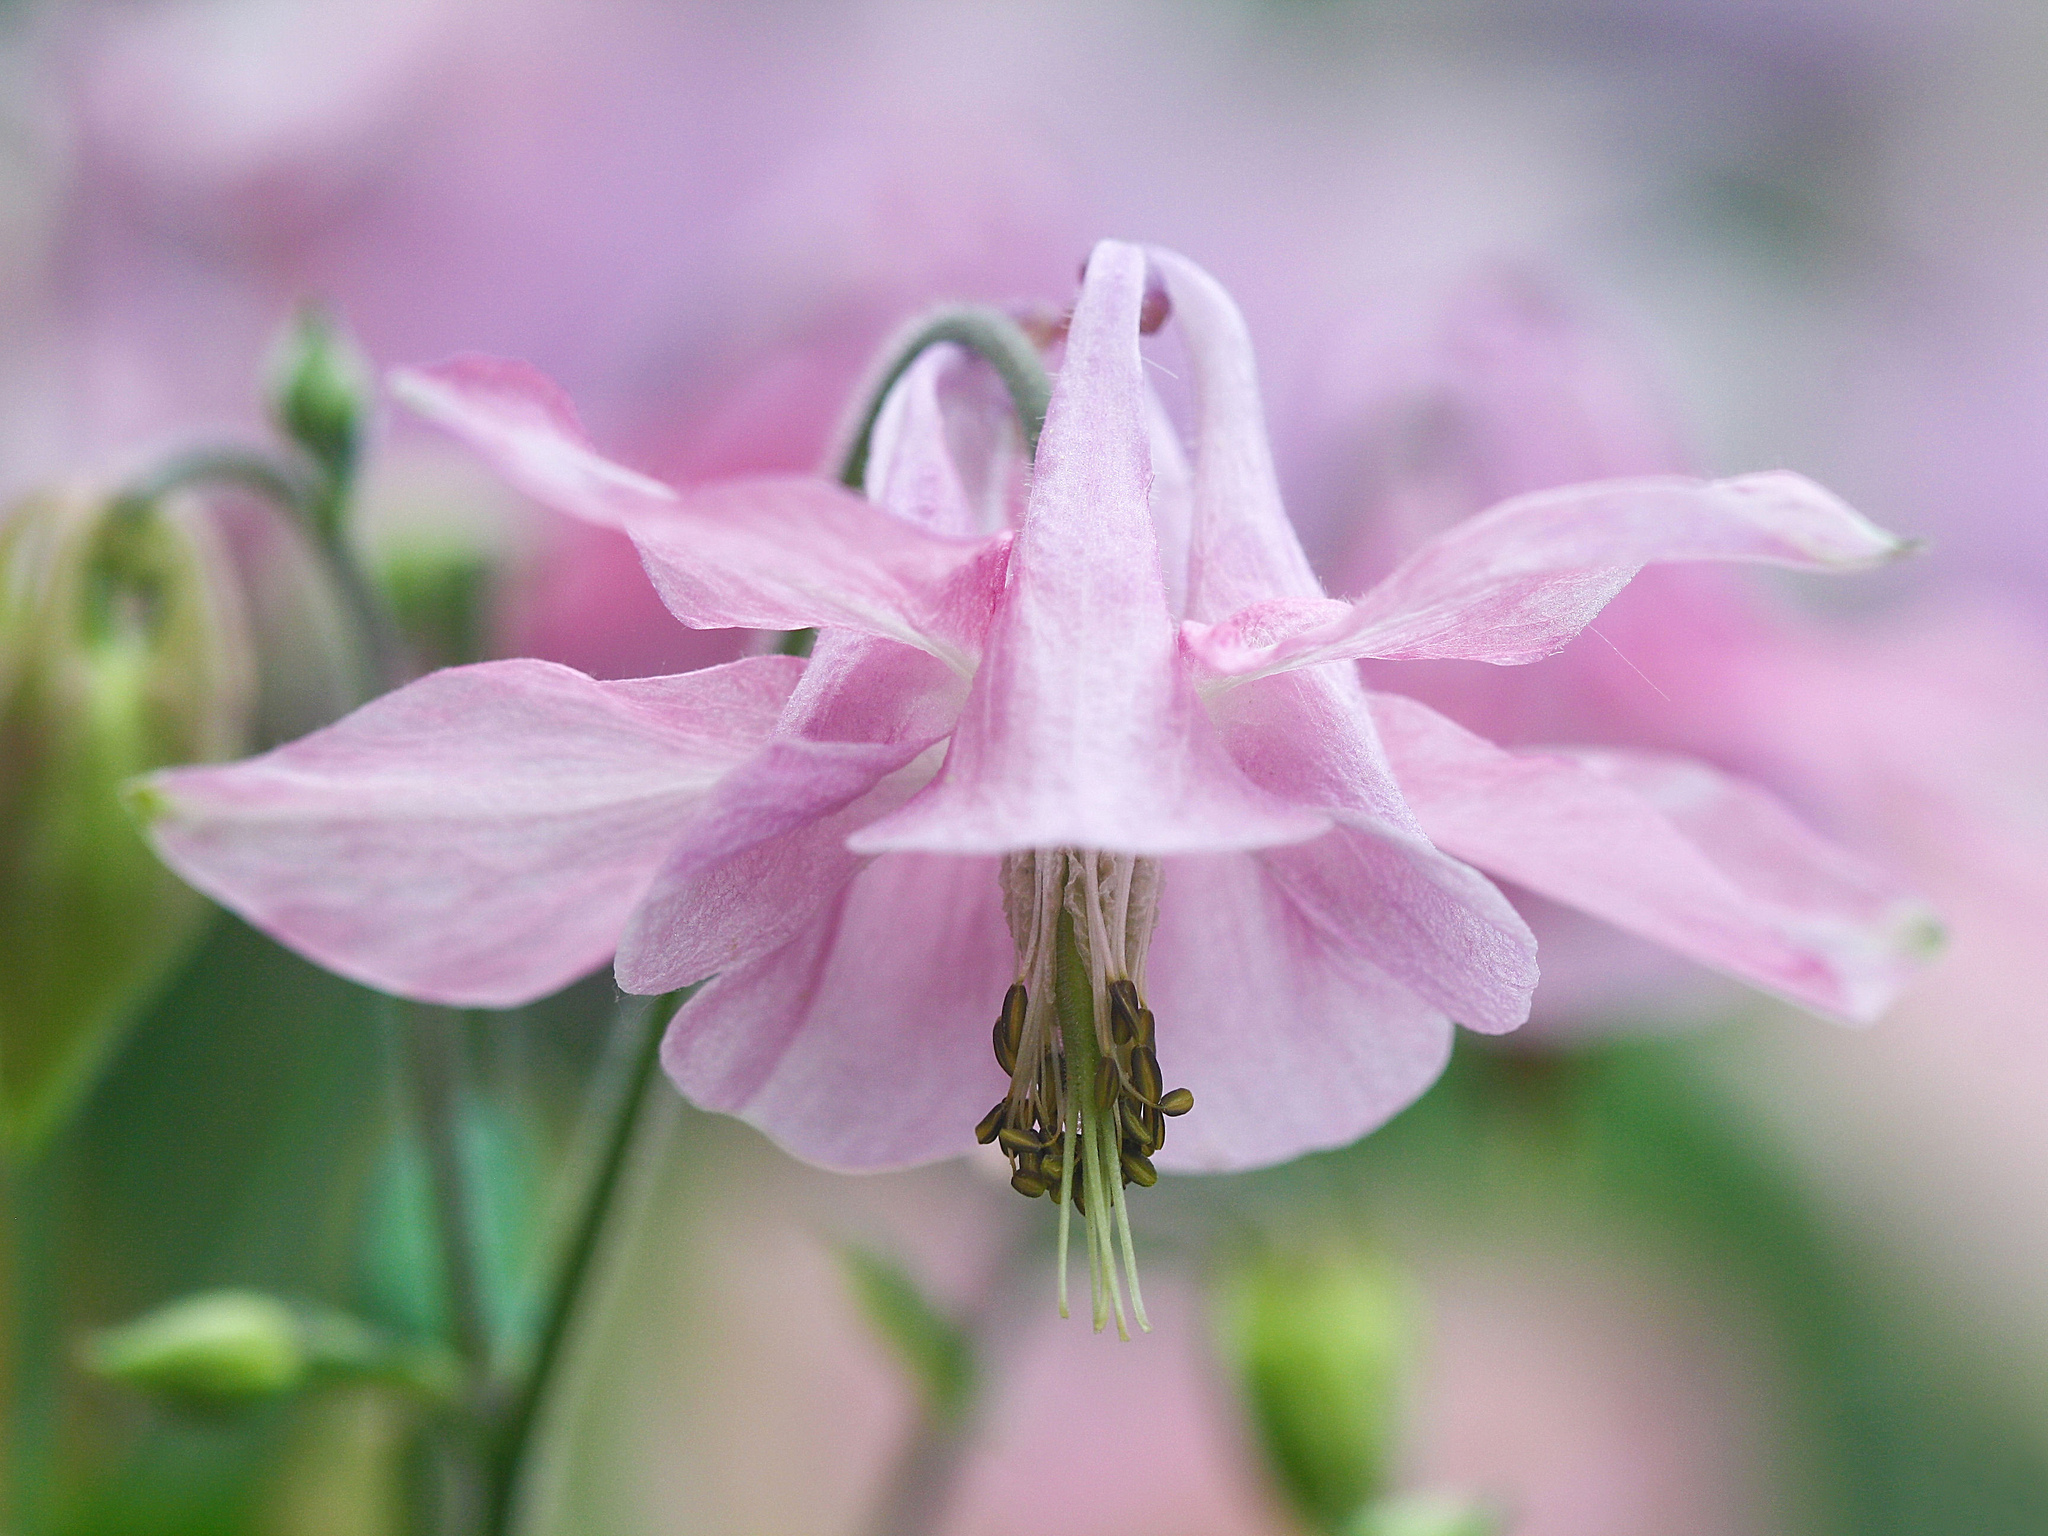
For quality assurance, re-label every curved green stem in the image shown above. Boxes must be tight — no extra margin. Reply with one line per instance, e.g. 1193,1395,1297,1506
480,989,683,1536
774,307,1051,664
833,306,1052,491
122,447,404,698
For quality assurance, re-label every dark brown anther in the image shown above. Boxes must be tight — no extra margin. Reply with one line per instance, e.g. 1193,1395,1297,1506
1108,979,1142,1040
1039,1151,1064,1184
1122,1110,1158,1154
992,1016,1017,1076
998,1126,1043,1158
1046,1173,1065,1204
975,1100,1007,1144
1133,1007,1156,1049
1094,1059,1119,1112
1121,1149,1158,1187
1011,1170,1048,1198
999,983,1026,1058
1128,1045,1163,1105
1159,1087,1194,1117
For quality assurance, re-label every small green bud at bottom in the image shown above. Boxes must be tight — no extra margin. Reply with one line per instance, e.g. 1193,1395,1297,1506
84,1291,306,1405
1213,1249,1417,1532
1349,1492,1503,1536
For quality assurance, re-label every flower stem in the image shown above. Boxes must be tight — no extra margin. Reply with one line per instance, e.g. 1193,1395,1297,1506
480,989,682,1536
771,307,1053,664
3,1154,60,1536
399,1005,495,1377
121,446,405,697
832,306,1053,491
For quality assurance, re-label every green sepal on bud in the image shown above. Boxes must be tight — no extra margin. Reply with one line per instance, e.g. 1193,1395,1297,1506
0,489,253,1156
1213,1247,1418,1535
82,1290,461,1412
266,304,371,539
1348,1492,1503,1536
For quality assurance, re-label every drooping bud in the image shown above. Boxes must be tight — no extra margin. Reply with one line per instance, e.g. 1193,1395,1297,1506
0,489,252,1156
267,304,371,537
82,1289,460,1411
1213,1248,1418,1534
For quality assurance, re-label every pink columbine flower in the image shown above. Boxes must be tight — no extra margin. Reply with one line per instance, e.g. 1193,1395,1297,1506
137,241,1936,1330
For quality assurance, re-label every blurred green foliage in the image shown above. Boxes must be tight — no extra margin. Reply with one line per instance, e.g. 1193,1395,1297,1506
836,1244,977,1424
1214,1247,1414,1532
0,491,251,1158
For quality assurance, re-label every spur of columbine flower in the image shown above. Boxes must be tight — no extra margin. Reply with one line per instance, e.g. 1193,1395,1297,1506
137,241,1936,1333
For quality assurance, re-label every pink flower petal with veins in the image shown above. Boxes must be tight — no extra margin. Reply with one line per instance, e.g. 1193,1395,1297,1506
138,656,802,1007
856,240,1325,856
1370,691,1942,1022
396,356,1010,664
1143,851,1455,1171
663,851,1013,1171
1188,471,1909,680
617,632,960,992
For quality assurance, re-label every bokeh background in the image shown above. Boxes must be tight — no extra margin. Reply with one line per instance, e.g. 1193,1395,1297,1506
4,1,2048,1533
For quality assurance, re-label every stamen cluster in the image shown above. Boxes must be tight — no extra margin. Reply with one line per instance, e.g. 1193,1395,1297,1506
976,979,1192,1200
979,851,1193,1334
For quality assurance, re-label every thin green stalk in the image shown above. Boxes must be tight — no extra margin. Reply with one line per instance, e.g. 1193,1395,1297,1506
122,447,404,697
832,306,1052,491
399,1006,495,1377
4,1154,60,1536
773,306,1055,663
481,989,682,1536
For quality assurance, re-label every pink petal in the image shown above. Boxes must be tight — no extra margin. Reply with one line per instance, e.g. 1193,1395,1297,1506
1370,691,1942,1022
1145,851,1455,1171
864,343,1007,537
396,356,1010,665
1148,247,1326,618
626,481,1012,668
1212,666,1538,1032
853,240,1326,856
1188,472,1911,679
661,852,1012,1171
617,633,961,992
138,656,803,1007
391,357,678,531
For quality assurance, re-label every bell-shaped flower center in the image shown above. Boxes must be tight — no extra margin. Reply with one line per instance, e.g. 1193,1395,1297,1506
978,849,1193,1335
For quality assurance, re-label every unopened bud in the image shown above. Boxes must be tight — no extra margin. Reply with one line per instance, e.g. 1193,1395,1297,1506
0,489,252,1155
83,1289,461,1412
1213,1248,1417,1534
267,304,370,526
1350,1493,1502,1536
84,1291,305,1405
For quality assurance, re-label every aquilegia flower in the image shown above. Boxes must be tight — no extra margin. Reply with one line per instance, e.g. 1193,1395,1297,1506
138,241,1936,1330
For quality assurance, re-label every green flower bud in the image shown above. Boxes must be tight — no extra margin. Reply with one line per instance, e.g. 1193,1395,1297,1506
83,1291,306,1405
1349,1492,1503,1536
267,304,371,527
0,488,252,1155
83,1289,463,1412
1213,1248,1418,1534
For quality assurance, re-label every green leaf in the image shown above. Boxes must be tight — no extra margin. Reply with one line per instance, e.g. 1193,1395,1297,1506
835,1245,976,1422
